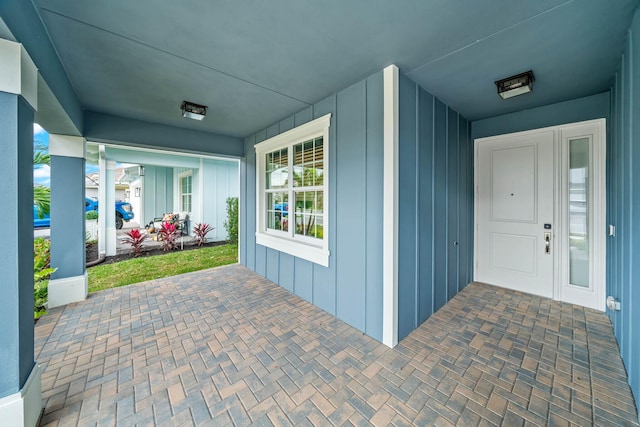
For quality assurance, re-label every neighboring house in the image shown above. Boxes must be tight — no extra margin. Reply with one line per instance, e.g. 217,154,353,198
142,161,238,240
85,168,131,203
90,144,239,243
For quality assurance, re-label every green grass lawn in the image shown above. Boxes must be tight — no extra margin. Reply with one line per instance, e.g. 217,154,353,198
88,244,238,293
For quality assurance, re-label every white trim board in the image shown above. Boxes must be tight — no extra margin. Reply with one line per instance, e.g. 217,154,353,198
0,364,42,427
49,134,86,159
48,272,88,308
382,64,399,348
0,38,38,110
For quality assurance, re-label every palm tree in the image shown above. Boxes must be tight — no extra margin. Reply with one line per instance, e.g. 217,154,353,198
33,150,50,219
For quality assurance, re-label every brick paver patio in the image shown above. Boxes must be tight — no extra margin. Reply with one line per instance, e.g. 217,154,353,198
35,264,639,426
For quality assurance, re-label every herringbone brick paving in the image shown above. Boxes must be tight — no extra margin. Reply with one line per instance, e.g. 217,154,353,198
34,264,639,426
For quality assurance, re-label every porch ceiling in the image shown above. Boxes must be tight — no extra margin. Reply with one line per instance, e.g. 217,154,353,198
32,0,639,138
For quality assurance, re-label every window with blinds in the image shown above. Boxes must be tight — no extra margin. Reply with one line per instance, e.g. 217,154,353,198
265,137,324,238
255,114,331,266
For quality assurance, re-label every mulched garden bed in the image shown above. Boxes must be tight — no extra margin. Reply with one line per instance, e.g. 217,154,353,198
86,240,227,266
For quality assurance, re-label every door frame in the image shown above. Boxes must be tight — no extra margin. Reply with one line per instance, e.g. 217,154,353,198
473,119,606,311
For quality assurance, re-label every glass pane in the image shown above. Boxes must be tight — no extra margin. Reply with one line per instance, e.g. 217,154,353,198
181,175,191,193
294,191,323,239
569,137,589,288
303,140,314,163
294,143,303,166
182,195,192,212
266,192,288,232
302,161,323,186
266,148,288,189
292,137,324,187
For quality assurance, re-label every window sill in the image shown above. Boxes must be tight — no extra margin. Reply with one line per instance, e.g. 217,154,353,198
255,232,329,267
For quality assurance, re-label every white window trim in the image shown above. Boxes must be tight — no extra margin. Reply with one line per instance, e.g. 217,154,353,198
178,170,193,214
255,114,331,267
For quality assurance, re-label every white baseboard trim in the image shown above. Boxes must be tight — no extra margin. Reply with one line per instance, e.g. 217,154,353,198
0,364,42,427
48,272,88,308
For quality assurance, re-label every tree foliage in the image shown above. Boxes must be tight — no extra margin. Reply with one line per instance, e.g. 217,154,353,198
33,150,51,218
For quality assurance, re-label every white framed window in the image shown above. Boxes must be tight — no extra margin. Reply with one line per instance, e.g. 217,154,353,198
255,114,331,266
179,171,193,213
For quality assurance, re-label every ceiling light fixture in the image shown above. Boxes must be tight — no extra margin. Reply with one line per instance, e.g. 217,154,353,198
181,101,207,120
495,70,535,99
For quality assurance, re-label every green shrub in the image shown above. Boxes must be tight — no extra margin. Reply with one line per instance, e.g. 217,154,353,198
34,237,56,319
34,281,48,317
86,210,98,220
224,197,239,245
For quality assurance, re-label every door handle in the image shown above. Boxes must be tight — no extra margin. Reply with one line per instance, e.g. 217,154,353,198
544,232,551,255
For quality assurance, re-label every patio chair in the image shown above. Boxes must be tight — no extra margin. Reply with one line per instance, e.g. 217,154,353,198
149,212,190,236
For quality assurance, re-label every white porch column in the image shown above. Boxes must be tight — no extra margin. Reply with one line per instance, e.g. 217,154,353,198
48,134,88,308
105,160,117,256
0,38,42,427
98,145,106,256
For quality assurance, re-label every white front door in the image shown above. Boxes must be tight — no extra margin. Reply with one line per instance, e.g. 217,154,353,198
475,130,555,298
474,119,606,311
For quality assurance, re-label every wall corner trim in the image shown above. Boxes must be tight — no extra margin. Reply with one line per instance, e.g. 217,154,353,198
0,363,42,427
382,64,399,348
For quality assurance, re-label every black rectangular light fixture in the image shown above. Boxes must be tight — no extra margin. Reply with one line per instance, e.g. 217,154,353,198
181,101,207,120
495,70,535,99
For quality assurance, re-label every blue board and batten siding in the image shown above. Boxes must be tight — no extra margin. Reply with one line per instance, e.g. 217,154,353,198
241,69,475,342
610,6,640,420
397,75,474,341
241,71,385,341
201,159,240,242
142,166,174,226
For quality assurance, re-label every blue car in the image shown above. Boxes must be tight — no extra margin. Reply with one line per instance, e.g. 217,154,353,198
34,198,134,229
274,203,288,218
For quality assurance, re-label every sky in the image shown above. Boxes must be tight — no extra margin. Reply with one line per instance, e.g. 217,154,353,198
33,123,100,187
33,124,50,187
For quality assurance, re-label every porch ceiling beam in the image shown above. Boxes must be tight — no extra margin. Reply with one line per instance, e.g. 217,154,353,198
100,146,201,170
84,111,244,158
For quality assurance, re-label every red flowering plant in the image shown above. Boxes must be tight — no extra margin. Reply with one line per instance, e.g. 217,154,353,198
121,228,148,257
158,221,180,251
192,223,214,246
